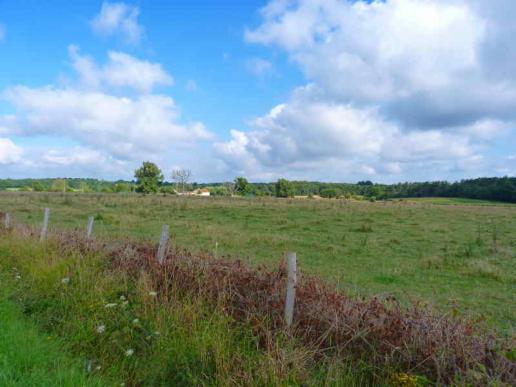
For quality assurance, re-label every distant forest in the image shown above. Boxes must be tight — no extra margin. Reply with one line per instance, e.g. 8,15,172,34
0,176,514,203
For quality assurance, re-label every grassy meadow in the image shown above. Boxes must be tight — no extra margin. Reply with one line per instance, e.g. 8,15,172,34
0,191,515,334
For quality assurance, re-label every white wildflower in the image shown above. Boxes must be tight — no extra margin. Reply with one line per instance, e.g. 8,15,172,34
61,277,70,284
15,274,21,280
96,325,106,334
119,295,126,301
95,365,101,371
148,291,157,297
104,303,117,308
132,318,139,325
124,348,134,357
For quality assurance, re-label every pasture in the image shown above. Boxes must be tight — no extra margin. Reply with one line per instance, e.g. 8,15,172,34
0,192,515,333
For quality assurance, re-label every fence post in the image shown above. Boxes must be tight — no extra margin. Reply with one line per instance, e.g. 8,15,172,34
284,251,297,327
4,213,10,229
86,216,94,239
156,224,169,264
40,208,50,241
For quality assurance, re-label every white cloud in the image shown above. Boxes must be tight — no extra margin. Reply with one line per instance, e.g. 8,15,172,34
246,58,274,77
69,46,173,93
91,2,143,44
215,87,483,181
0,138,22,164
0,45,213,175
245,0,516,128
213,0,516,181
2,86,212,160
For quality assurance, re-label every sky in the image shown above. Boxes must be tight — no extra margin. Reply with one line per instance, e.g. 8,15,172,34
0,0,515,183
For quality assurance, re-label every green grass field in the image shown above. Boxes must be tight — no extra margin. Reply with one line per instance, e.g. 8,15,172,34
1,192,515,334
0,279,108,386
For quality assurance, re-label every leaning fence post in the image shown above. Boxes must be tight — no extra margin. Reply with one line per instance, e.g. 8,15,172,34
4,213,10,229
284,251,297,327
86,216,94,239
40,208,50,241
156,224,169,264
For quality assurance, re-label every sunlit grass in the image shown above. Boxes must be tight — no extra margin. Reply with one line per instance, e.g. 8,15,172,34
1,191,515,333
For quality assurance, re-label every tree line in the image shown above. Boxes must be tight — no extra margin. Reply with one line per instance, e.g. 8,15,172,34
0,161,514,203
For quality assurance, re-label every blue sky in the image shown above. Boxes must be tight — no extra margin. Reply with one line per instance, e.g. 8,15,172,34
0,0,515,182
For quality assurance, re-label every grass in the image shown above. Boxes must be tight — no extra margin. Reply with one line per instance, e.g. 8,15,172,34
0,192,515,335
0,282,108,386
0,232,378,386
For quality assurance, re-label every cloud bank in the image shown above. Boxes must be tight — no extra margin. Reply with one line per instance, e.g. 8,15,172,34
216,0,516,181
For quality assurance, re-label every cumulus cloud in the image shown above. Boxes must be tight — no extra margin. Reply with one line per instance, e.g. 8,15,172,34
91,2,144,44
0,138,22,164
215,0,516,181
0,46,212,174
215,87,484,180
244,0,516,126
69,46,173,93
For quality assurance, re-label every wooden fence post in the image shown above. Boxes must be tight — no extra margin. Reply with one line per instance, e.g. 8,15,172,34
156,225,169,264
4,213,10,229
40,208,50,241
284,251,297,327
86,216,94,239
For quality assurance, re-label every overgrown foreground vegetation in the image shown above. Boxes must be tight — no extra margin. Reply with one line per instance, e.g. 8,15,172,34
1,193,514,333
0,226,514,386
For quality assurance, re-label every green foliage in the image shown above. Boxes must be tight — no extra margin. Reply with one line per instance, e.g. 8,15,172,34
113,182,131,193
320,188,341,198
0,285,108,386
159,185,176,195
51,179,67,192
0,177,514,203
208,186,230,196
31,181,46,192
275,179,295,198
134,162,164,194
234,177,250,196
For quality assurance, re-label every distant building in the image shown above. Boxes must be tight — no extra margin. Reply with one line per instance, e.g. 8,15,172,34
194,188,211,197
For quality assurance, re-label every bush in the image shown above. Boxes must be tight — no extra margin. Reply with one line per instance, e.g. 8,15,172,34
320,188,341,198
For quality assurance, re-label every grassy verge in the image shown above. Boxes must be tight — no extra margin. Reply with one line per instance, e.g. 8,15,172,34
0,232,376,386
0,283,108,386
1,227,514,386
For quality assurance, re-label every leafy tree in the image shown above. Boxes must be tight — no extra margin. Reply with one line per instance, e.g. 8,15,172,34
275,179,295,198
234,177,250,196
134,162,164,194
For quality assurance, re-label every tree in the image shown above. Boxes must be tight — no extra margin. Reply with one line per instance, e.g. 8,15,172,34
52,179,67,192
320,188,341,198
134,162,163,194
234,177,250,196
275,179,294,198
223,181,236,196
171,168,192,193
